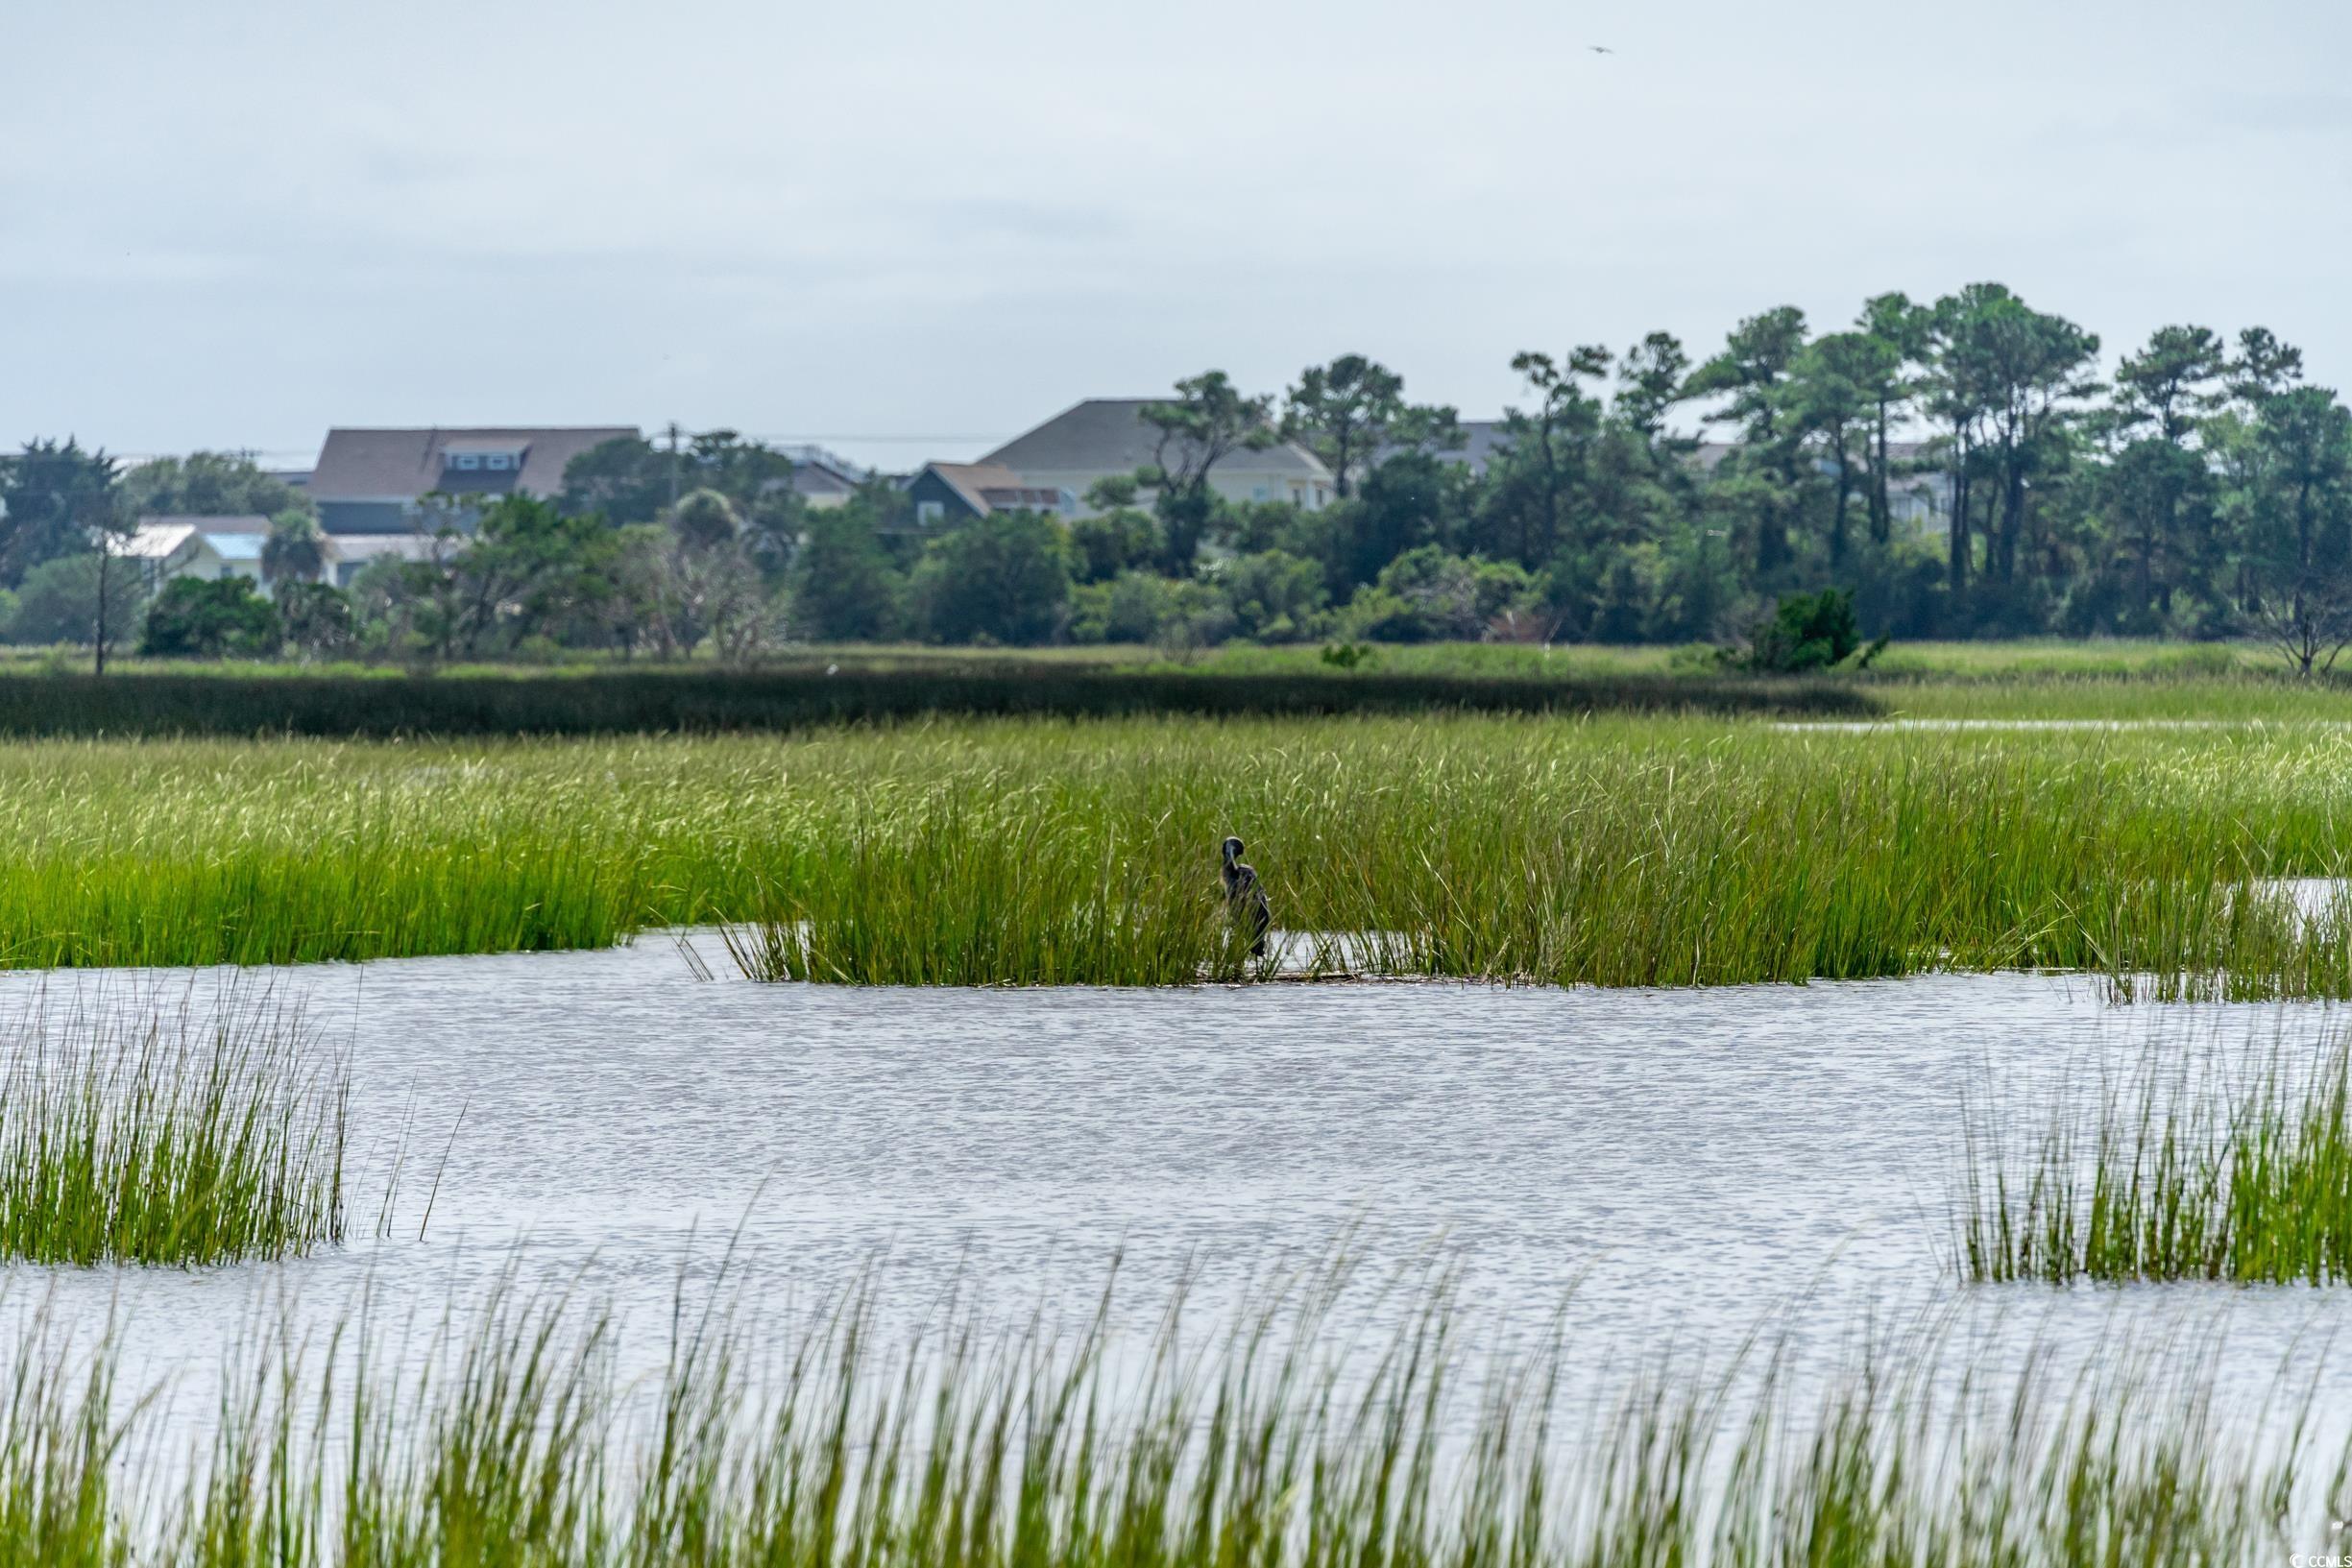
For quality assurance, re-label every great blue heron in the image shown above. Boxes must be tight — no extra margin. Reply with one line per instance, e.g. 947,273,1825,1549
1221,835,1271,958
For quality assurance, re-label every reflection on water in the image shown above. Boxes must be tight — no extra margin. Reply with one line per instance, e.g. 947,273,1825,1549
0,943,2348,1455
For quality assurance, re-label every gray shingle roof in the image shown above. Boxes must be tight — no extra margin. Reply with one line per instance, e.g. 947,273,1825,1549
982,399,1326,480
308,426,639,501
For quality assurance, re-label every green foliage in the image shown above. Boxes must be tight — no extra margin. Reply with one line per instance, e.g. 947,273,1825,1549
0,439,115,586
259,508,326,585
909,511,1071,644
1068,569,1224,646
5,554,144,648
791,506,903,639
1216,548,1326,641
1065,507,1159,583
139,576,281,659
119,450,309,520
1735,587,1885,672
275,580,354,661
1141,370,1277,570
1345,546,1540,642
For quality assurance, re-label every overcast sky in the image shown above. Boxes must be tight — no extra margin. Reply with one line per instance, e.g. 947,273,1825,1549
4,0,2348,471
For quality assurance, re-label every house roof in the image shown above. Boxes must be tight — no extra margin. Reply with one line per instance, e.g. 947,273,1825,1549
138,513,274,534
307,426,639,501
114,517,277,561
920,462,1048,516
981,398,1327,481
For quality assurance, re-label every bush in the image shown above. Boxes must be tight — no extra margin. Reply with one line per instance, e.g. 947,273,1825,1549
139,577,282,659
1734,588,1886,673
6,554,145,648
1216,550,1327,642
1345,547,1539,642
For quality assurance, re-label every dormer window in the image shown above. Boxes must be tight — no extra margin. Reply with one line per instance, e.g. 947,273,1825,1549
453,453,481,470
486,453,512,470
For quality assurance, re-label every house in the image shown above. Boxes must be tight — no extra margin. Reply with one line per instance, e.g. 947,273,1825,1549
975,399,1334,519
905,462,1073,529
324,534,446,589
776,446,868,509
110,516,273,595
305,426,638,534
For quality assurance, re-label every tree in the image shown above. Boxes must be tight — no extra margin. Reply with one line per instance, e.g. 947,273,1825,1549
85,490,139,674
559,430,800,567
1483,347,1611,567
120,452,309,519
0,439,116,586
791,507,902,640
2235,384,2352,674
1855,294,1929,545
7,554,145,653
260,511,327,587
1614,332,1691,447
908,511,1071,644
1787,332,1890,564
139,577,281,659
1281,355,1459,499
1685,308,1809,575
277,581,355,662
1925,285,2099,597
1139,372,1275,572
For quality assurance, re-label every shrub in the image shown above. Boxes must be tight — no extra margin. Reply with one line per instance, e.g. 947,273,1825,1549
139,576,282,659
1734,587,1887,673
1345,546,1539,642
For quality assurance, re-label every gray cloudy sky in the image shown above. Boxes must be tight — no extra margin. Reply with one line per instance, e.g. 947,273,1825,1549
4,0,2348,470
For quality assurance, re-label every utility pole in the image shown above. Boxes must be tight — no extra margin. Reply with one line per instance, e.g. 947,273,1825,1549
666,422,684,509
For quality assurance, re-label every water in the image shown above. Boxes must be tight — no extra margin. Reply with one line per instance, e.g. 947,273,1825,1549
6,941,2351,1452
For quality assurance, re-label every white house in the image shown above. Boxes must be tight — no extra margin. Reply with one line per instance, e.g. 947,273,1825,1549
110,516,273,594
968,398,1335,521
110,515,435,596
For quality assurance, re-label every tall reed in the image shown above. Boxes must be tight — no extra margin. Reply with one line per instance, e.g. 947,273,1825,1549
10,718,2352,991
1960,1035,2352,1283
0,1266,2328,1564
0,991,346,1266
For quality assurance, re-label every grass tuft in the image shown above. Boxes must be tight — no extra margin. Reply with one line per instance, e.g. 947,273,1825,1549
0,990,346,1266
1961,1035,2352,1283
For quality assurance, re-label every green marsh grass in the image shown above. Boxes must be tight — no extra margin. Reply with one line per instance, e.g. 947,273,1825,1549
0,1266,2331,1563
0,991,346,1265
1962,1035,2352,1283
12,717,2352,990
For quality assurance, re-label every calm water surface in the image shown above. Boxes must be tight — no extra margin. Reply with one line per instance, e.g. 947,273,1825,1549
4,939,2348,1444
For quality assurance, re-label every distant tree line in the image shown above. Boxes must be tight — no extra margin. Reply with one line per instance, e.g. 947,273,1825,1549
3,285,2349,668
792,290,2352,669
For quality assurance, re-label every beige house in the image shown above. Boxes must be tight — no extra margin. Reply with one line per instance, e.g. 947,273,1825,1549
976,399,1334,519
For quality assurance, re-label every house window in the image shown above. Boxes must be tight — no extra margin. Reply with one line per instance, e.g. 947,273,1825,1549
1252,486,1269,501
452,453,481,470
485,453,512,470
916,500,945,526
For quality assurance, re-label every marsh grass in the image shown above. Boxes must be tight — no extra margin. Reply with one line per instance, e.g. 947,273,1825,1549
0,992,346,1266
13,718,2352,992
1961,1035,2352,1284
0,1266,2330,1564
